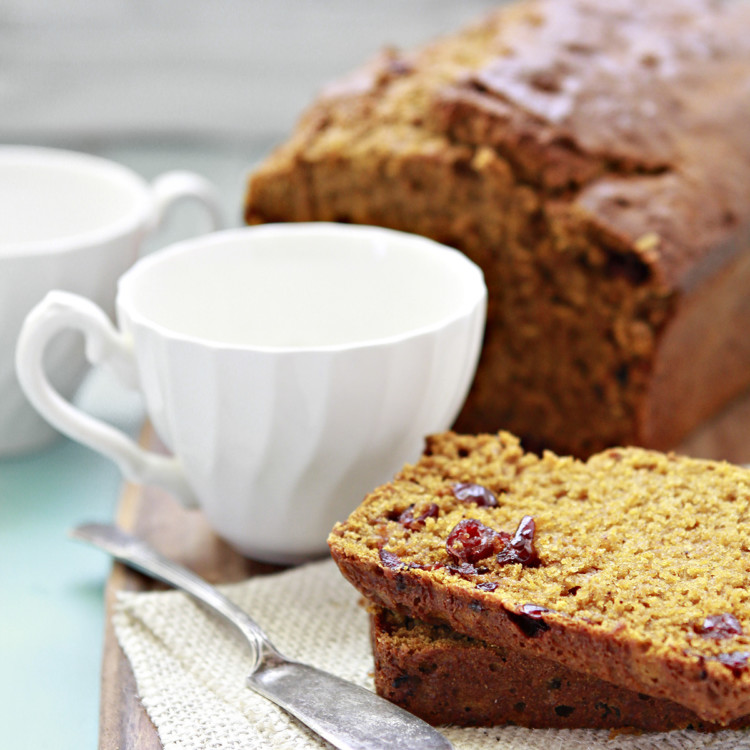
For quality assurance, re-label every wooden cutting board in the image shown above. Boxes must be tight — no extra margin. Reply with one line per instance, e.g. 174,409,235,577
97,396,750,749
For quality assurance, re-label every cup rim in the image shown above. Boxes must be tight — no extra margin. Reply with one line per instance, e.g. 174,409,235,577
117,223,487,353
0,145,152,258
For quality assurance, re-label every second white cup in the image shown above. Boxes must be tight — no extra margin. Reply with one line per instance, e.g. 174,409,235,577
0,145,222,455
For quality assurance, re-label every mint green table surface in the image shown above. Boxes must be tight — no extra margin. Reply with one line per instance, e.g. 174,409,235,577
0,142,256,749
0,393,143,750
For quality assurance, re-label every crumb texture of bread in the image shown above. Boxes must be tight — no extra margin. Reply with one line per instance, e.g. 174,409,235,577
371,608,750,731
245,0,750,457
328,431,750,724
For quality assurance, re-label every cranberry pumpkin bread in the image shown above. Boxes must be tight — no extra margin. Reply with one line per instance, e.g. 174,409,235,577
371,608,750,731
245,0,750,457
328,431,750,725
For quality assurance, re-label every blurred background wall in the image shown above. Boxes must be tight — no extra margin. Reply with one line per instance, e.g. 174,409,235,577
0,0,502,147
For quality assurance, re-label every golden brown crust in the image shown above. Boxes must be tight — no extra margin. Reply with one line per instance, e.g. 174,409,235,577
245,0,750,458
371,608,750,730
435,0,750,289
328,431,750,724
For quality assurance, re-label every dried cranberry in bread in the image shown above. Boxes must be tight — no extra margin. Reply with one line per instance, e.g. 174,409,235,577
245,0,750,458
328,431,750,724
371,608,750,731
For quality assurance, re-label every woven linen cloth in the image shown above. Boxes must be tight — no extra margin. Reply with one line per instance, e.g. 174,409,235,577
114,558,749,750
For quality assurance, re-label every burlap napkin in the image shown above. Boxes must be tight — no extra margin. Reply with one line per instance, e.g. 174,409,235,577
114,559,749,750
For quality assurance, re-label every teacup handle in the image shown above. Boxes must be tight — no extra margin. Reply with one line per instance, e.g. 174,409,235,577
15,291,197,508
148,171,224,235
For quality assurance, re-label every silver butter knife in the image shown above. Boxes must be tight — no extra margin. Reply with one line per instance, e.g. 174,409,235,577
70,523,454,750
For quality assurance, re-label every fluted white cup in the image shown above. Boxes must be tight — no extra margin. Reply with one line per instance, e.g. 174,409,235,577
0,145,222,456
16,223,486,563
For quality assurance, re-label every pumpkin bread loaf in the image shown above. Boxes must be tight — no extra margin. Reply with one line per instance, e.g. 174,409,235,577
370,607,750,731
328,431,750,725
245,0,750,457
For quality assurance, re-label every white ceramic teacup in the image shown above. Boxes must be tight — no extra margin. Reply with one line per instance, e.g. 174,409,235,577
16,223,486,563
0,145,222,456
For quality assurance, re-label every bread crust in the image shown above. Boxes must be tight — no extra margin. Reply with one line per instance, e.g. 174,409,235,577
371,608,750,730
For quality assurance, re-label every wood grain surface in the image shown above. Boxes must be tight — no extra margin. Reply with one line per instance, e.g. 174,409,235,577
97,393,750,749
